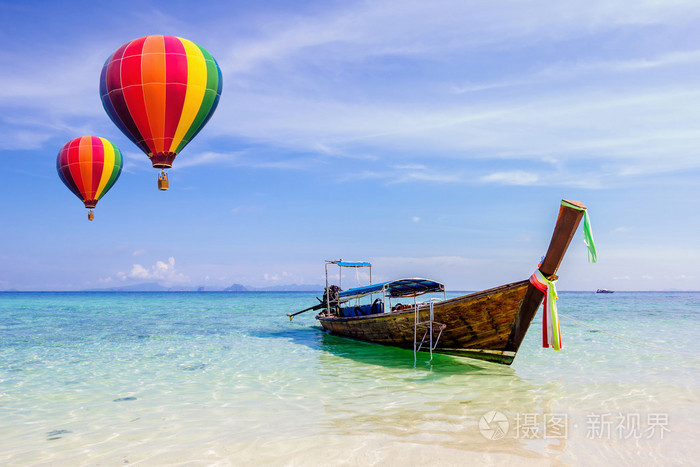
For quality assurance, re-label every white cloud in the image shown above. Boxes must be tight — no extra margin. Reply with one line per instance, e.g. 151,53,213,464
169,150,306,171
672,274,695,280
481,171,540,186
118,257,189,285
395,164,427,170
263,271,292,282
386,165,462,184
453,50,700,94
335,170,383,182
172,151,238,169
129,264,150,279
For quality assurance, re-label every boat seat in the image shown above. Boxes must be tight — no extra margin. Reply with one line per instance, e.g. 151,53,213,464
339,303,384,317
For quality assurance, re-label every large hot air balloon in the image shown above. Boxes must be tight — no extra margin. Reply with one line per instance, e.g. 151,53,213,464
56,136,123,221
99,35,222,190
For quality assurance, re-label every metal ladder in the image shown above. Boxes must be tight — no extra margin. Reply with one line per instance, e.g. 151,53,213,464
413,300,446,362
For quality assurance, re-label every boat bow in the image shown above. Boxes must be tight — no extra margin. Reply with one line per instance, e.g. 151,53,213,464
505,200,587,353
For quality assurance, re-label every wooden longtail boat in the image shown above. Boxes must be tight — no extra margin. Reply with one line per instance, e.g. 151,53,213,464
295,200,587,365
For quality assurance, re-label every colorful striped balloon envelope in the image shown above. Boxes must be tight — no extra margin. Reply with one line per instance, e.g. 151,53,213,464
56,136,123,220
99,35,222,180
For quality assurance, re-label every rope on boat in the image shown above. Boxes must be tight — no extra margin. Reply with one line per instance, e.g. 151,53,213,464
559,314,700,360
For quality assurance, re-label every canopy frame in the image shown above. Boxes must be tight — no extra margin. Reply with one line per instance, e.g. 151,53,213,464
325,260,372,294
325,260,373,313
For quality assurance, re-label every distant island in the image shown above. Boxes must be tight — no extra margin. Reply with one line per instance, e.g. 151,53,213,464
82,282,325,293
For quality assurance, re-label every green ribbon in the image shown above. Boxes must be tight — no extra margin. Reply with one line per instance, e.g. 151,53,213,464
582,210,597,263
561,201,598,263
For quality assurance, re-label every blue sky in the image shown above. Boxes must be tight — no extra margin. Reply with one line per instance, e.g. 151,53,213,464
1,0,699,291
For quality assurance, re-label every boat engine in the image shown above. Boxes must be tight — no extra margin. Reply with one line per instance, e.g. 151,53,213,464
322,285,342,315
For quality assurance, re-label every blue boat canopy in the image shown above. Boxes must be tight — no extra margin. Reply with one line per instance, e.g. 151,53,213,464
338,278,445,299
329,261,371,267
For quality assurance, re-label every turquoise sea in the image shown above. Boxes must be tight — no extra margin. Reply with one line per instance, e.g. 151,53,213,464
1,291,698,466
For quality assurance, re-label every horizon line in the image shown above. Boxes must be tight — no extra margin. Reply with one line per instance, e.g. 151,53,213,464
2,289,699,293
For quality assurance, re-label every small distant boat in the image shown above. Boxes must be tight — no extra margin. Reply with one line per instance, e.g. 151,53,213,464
288,200,590,365
596,289,614,293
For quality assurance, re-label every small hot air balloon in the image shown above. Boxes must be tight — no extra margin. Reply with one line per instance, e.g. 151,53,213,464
99,35,223,190
56,136,123,221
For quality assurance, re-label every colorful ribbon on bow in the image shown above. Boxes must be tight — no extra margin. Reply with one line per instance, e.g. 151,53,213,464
529,270,562,350
561,201,597,263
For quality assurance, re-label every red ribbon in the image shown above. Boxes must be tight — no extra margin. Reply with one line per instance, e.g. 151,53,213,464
529,272,550,348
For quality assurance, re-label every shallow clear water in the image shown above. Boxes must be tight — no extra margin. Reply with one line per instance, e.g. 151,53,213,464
1,291,698,465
